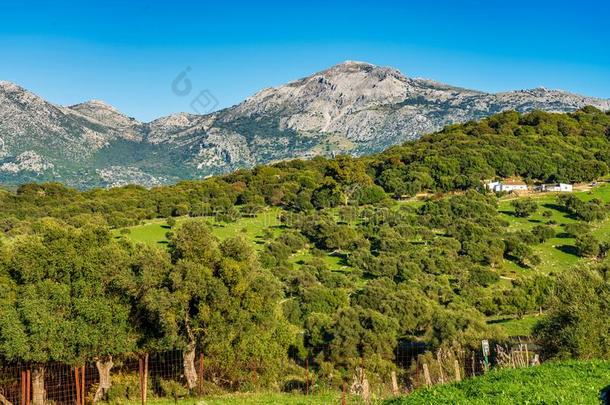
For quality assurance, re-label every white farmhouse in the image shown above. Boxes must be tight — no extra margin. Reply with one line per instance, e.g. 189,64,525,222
486,180,528,193
485,181,500,192
541,183,573,192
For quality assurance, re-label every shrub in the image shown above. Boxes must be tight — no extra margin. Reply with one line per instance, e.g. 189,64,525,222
158,378,189,400
534,267,610,359
575,233,600,258
105,373,152,403
511,198,538,218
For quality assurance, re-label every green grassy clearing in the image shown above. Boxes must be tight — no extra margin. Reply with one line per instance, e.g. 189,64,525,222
386,360,610,404
115,208,283,248
486,314,541,336
497,183,610,277
116,208,350,272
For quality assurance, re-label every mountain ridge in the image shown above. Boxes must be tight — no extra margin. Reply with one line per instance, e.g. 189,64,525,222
1,61,609,188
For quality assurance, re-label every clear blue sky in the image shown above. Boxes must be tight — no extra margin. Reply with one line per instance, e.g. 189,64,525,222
1,0,608,121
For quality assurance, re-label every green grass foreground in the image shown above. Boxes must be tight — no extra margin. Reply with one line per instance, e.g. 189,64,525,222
119,391,364,404
386,361,610,404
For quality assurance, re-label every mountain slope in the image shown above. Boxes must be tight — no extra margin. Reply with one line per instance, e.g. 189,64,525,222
1,62,609,188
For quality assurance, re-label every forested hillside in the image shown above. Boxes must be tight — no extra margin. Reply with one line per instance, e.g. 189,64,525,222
1,107,609,227
1,107,610,399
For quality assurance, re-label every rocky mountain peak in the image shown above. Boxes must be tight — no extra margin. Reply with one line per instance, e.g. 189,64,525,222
0,63,609,188
322,60,403,78
0,80,20,91
69,99,142,132
225,61,413,136
0,81,51,110
74,99,119,111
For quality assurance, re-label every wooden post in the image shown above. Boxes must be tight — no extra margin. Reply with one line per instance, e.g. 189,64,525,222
143,354,149,405
471,353,475,377
361,369,370,405
139,357,144,405
20,371,25,405
81,366,86,405
305,357,309,395
454,360,461,382
74,367,81,405
391,371,399,395
422,363,432,386
198,353,204,393
341,382,346,405
437,351,445,384
25,370,30,405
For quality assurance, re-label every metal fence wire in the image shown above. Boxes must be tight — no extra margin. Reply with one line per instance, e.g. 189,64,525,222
0,338,540,404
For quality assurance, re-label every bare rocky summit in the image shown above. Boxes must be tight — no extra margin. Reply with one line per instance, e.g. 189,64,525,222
0,62,608,188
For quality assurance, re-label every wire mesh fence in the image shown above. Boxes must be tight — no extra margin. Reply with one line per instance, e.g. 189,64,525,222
0,352,188,405
0,337,541,404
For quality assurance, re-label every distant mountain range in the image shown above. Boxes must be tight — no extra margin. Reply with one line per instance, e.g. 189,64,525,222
1,61,609,188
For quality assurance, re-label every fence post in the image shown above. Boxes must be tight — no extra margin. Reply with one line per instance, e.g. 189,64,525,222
139,354,149,405
361,368,370,405
143,354,149,405
341,382,346,405
139,357,144,405
305,357,309,395
437,351,445,384
422,363,432,386
25,369,30,405
471,353,475,377
20,371,25,405
391,371,399,395
81,365,86,405
198,353,204,394
454,360,461,382
74,367,81,405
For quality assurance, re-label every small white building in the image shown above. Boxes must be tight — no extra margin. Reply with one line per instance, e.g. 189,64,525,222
541,183,573,192
486,180,528,193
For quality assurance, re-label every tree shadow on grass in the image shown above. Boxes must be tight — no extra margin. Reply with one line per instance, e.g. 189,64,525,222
487,316,516,325
555,244,579,256
503,254,530,269
329,251,349,266
599,385,610,404
541,203,577,219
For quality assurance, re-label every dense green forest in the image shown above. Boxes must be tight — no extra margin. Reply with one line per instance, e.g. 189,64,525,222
1,107,610,398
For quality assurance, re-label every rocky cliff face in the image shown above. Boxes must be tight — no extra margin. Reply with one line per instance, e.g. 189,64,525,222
1,62,609,188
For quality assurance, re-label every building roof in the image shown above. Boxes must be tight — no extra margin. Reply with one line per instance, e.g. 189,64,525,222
502,180,527,186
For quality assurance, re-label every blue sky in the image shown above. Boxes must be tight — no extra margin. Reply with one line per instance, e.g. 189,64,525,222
1,0,609,121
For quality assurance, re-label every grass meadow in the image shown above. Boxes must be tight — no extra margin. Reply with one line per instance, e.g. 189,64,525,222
386,360,610,404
